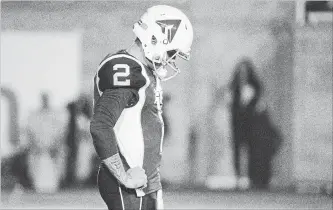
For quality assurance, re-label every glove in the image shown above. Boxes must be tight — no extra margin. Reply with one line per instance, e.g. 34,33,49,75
124,167,147,189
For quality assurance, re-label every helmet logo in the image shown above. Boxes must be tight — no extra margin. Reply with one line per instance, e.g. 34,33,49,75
156,19,181,43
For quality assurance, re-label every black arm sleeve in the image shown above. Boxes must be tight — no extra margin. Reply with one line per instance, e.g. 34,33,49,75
90,88,137,160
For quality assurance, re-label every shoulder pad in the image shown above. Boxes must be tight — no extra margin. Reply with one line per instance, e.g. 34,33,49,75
96,53,147,93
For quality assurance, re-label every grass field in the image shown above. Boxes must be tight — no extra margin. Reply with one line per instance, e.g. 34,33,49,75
1,188,332,209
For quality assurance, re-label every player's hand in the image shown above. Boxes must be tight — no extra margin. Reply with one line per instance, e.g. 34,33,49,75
124,167,147,189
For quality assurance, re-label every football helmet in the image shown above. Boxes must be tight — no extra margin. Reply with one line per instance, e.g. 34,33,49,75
133,5,193,81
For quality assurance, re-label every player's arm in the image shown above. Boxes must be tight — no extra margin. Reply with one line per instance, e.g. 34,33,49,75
90,88,130,182
90,88,146,188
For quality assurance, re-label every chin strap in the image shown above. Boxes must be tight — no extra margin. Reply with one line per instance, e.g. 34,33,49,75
151,51,181,81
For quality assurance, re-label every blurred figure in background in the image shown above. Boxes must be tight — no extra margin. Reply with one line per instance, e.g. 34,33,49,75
206,86,237,190
1,87,32,191
26,92,67,193
230,58,282,190
75,95,98,187
63,100,78,188
230,58,261,190
63,95,97,188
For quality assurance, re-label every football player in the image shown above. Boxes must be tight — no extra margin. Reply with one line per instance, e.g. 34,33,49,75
90,5,193,210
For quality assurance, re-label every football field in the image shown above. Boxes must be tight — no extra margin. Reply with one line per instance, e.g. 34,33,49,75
1,188,332,209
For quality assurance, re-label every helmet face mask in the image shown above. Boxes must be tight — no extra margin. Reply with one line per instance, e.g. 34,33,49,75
133,5,193,81
153,50,180,81
144,50,178,81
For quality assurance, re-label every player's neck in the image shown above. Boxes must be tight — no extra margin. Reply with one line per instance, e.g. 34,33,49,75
126,41,147,66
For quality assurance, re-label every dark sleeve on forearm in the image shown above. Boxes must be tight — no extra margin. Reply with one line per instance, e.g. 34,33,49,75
90,88,136,160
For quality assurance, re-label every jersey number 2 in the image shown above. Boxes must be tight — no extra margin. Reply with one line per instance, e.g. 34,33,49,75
113,64,130,86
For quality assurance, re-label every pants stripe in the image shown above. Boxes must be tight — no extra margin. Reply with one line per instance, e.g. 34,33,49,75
139,197,142,210
119,186,125,210
157,189,164,210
